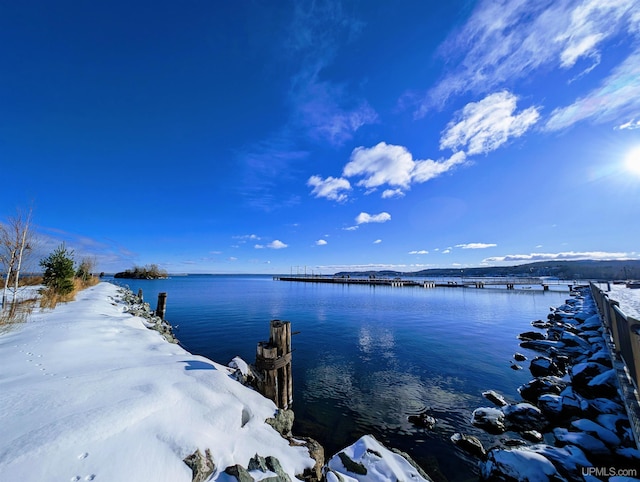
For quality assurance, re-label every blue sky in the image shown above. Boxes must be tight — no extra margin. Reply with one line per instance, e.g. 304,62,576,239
2,0,640,274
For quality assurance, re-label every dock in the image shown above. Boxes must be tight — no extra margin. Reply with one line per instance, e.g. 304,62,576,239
274,275,561,290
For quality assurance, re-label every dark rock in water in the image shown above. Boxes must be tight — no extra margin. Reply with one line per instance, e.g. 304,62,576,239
553,427,611,458
529,356,563,377
522,430,543,442
518,376,568,403
531,319,551,329
483,390,508,407
513,352,527,362
499,438,527,447
471,407,506,434
510,361,523,370
527,444,593,482
450,432,486,458
502,403,547,432
518,331,546,341
519,339,566,354
184,448,215,482
408,412,436,429
480,447,563,481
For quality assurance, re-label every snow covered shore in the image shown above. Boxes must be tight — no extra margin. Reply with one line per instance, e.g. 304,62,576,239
0,282,315,481
0,282,432,482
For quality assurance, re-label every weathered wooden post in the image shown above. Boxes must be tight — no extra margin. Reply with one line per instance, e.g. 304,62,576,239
138,288,144,301
256,320,293,409
156,292,167,320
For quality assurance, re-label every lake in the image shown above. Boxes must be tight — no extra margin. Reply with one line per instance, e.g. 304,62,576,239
108,274,570,481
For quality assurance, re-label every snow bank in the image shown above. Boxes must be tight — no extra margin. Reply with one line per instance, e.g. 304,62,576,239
0,283,314,481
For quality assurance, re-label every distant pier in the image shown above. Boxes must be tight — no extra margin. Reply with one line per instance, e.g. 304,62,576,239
274,275,561,290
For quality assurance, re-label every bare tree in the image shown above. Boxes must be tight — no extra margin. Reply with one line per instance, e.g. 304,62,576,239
1,207,34,314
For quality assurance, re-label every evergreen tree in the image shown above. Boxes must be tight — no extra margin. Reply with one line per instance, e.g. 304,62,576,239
40,244,75,295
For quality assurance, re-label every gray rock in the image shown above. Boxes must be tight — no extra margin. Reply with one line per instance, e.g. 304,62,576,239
480,447,563,481
290,437,324,482
337,452,367,475
518,376,568,403
528,444,593,481
266,409,294,437
571,419,621,447
184,449,215,482
502,402,547,432
553,427,610,458
225,464,254,482
483,390,508,407
530,356,562,377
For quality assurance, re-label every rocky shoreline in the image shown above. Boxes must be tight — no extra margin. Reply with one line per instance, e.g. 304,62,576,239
451,286,640,481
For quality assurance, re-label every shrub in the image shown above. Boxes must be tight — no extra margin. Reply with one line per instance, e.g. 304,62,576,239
40,244,75,296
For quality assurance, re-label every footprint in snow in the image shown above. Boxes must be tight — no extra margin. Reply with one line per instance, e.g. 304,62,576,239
78,453,89,460
85,474,96,480
71,477,80,482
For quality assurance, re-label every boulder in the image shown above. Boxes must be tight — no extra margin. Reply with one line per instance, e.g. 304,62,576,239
513,352,527,362
502,403,547,432
266,409,295,437
570,419,621,448
483,390,508,407
450,433,486,458
527,444,592,481
480,447,563,482
518,376,568,403
570,362,610,393
553,428,610,458
471,407,506,434
225,464,254,482
586,368,618,398
529,356,562,377
408,412,436,429
518,331,546,341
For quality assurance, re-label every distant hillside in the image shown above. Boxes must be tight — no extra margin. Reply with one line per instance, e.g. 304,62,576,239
334,260,640,280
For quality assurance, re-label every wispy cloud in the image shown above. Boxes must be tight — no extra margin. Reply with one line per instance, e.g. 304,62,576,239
440,91,540,155
455,243,497,249
307,175,351,202
409,250,429,255
373,239,382,244
315,239,328,246
355,212,391,224
545,51,640,130
415,0,638,115
483,251,634,262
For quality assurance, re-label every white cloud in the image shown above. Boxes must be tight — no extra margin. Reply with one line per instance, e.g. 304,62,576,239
307,175,351,202
373,239,382,244
343,225,359,231
234,234,261,241
381,189,405,199
409,250,429,255
342,142,467,195
442,249,451,254
440,91,540,155
355,212,391,224
545,51,640,131
483,251,633,262
255,240,288,250
268,240,288,249
416,0,638,114
316,239,328,246
228,257,238,261
455,243,497,249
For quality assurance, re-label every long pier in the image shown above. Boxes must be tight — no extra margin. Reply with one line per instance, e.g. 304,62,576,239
274,275,561,290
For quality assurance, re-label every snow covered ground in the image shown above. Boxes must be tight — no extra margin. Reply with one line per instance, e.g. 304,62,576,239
0,282,314,481
608,284,640,320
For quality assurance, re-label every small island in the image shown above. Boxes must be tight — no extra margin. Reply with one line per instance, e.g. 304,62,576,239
114,264,168,279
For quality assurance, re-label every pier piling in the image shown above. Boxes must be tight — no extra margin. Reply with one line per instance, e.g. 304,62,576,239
156,292,167,320
256,320,293,409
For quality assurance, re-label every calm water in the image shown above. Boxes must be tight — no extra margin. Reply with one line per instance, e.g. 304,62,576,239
110,275,569,481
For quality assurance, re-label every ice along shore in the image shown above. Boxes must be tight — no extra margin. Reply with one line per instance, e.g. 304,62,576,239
0,282,433,482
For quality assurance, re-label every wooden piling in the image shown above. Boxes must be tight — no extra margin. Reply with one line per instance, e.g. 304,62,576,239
256,320,293,409
138,288,144,301
156,292,167,320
